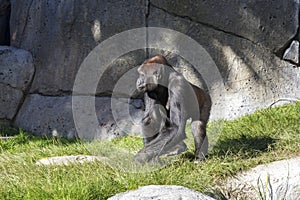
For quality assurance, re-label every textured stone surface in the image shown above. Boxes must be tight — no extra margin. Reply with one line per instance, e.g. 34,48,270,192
0,46,34,120
14,94,143,139
0,46,34,91
97,50,145,96
283,40,299,64
36,155,107,166
220,157,300,200
3,1,300,136
149,6,300,120
0,0,10,45
108,185,216,200
0,84,23,119
151,0,298,52
10,0,146,95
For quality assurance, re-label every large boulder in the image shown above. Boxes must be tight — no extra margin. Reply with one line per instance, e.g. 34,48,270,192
14,94,143,139
0,46,34,90
151,0,298,52
9,0,147,137
148,6,300,120
10,0,147,95
108,185,216,200
0,46,34,120
220,157,300,200
4,0,300,136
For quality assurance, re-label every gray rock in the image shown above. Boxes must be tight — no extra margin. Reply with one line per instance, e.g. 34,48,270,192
36,155,107,166
10,0,146,95
14,94,143,139
5,0,300,136
97,50,145,96
0,46,34,91
0,136,16,141
149,6,300,120
14,94,76,138
108,185,216,200
151,0,298,52
283,40,299,64
0,84,23,119
220,157,300,200
0,46,34,120
0,0,10,45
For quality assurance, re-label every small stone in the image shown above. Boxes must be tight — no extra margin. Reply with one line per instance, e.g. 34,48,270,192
283,40,299,64
108,185,216,200
36,155,107,166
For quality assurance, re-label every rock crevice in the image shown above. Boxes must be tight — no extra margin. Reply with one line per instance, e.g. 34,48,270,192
149,2,258,47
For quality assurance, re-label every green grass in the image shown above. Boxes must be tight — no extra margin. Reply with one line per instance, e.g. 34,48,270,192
0,102,299,199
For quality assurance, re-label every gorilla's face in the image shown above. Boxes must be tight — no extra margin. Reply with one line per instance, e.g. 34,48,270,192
136,63,163,93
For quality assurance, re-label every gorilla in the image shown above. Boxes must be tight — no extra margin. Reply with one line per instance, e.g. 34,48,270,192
135,55,211,164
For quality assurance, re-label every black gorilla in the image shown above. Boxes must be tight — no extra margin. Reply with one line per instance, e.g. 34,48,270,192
135,55,211,163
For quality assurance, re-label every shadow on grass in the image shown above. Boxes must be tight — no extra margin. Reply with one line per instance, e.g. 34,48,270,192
181,152,197,161
211,135,278,158
178,133,278,162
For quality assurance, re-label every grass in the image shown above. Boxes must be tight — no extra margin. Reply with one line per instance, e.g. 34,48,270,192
0,102,299,199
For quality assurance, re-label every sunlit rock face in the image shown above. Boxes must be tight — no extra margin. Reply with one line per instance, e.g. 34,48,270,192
0,0,299,137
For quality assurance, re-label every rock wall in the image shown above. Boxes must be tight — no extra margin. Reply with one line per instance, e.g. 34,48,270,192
5,0,147,138
148,1,300,119
0,0,299,138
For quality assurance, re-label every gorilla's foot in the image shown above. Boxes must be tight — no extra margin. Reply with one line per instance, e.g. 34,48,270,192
165,141,187,156
134,148,158,164
135,151,150,164
194,154,208,164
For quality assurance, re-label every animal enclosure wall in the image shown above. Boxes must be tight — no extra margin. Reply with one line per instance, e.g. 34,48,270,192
0,0,299,138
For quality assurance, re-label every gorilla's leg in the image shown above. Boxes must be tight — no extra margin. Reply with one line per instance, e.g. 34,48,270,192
141,113,159,145
191,95,211,162
164,141,187,156
135,93,187,164
136,127,187,163
141,103,169,145
191,120,208,162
